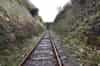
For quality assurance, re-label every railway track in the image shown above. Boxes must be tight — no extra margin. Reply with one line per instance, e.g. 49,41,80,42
20,31,68,66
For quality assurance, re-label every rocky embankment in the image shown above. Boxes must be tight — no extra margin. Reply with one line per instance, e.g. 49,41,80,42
51,0,100,65
0,0,45,66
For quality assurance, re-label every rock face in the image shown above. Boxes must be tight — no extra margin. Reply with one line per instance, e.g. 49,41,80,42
51,0,100,65
0,0,44,66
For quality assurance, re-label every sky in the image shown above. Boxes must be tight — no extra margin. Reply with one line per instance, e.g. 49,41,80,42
29,0,71,22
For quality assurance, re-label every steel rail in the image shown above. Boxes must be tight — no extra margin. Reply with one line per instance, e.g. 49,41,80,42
20,31,63,66
49,32,63,66
20,32,46,66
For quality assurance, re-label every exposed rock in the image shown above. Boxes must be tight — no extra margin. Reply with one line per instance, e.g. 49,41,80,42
0,0,45,66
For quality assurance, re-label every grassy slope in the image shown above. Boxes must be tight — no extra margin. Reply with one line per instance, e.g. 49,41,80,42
0,0,45,66
51,0,100,65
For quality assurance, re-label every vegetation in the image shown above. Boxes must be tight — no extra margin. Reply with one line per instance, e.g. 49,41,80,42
51,0,100,65
0,0,45,66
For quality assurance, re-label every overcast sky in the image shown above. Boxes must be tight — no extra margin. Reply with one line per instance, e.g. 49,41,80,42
29,0,71,22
